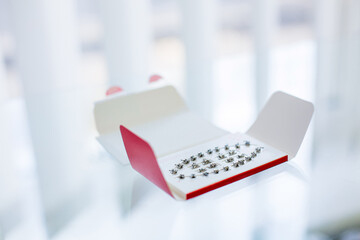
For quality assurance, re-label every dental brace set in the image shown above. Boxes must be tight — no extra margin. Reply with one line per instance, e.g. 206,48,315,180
94,83,314,200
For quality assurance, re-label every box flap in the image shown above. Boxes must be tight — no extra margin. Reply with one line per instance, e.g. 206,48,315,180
94,85,228,164
94,85,187,135
120,125,175,198
247,91,314,159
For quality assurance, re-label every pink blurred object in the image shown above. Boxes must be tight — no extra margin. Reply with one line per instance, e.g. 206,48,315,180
149,74,162,83
106,86,123,96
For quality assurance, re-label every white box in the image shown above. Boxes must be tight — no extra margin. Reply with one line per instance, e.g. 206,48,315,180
94,84,314,200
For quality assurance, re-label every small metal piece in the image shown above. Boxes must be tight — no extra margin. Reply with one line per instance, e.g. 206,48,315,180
198,152,204,158
239,160,245,165
202,159,211,165
224,144,230,150
223,166,230,171
190,174,196,179
215,147,220,152
235,143,241,149
207,149,213,154
179,174,185,179
191,163,200,169
198,168,206,173
244,141,250,146
218,154,226,159
190,155,197,161
255,147,262,153
209,163,217,168
182,159,190,164
233,162,240,168
245,156,252,162
170,169,178,175
175,163,183,169
203,172,209,176
251,152,257,158
213,169,219,174
228,150,236,156
237,154,245,159
226,157,234,163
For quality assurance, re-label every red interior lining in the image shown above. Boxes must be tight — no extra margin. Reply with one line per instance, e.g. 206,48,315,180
186,155,288,200
120,125,174,197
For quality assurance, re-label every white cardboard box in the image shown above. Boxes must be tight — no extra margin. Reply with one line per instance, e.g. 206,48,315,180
94,84,314,200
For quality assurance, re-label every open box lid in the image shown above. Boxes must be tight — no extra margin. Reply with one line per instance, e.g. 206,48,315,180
247,91,314,159
94,85,229,164
95,84,314,164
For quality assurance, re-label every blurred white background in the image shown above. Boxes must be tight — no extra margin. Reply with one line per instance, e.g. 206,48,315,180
0,0,359,239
